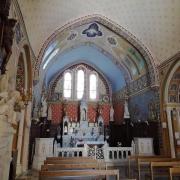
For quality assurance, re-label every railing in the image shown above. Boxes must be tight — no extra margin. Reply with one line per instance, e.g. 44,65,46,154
104,147,133,162
55,145,134,163
55,147,85,157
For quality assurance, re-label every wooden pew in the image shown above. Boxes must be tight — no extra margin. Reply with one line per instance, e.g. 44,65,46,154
44,158,98,164
169,167,180,180
128,155,156,178
41,162,105,171
39,169,119,180
137,157,175,180
150,161,180,180
128,155,169,178
46,156,91,161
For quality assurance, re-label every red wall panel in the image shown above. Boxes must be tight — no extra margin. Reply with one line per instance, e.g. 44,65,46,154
51,103,63,124
113,102,124,124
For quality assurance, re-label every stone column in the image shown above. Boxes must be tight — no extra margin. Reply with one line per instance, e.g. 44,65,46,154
16,109,25,175
166,107,176,158
22,101,32,172
0,115,15,180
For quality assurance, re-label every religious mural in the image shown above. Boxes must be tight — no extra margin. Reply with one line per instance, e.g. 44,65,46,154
128,89,160,122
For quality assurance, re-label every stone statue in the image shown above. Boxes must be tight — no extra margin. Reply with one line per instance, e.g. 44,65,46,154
41,95,47,118
110,105,114,121
0,72,9,92
124,98,130,119
0,90,23,124
80,97,87,121
47,105,52,120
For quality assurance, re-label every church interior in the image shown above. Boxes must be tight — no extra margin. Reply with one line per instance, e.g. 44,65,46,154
0,0,180,179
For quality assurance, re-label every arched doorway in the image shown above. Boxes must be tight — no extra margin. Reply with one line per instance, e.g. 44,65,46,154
163,58,180,157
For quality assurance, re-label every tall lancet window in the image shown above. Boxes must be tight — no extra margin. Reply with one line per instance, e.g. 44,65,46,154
89,74,97,100
77,70,84,99
64,72,72,98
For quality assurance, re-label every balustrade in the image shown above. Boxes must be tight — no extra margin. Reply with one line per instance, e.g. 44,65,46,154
56,145,134,162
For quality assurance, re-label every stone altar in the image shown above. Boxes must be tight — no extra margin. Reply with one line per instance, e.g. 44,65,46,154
62,100,105,147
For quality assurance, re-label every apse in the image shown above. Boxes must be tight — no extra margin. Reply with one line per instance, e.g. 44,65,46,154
37,21,152,97
42,45,126,92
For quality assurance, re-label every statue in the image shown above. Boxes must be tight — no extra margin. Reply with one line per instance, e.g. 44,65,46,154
110,105,114,121
0,90,23,124
124,98,130,119
0,71,9,92
40,95,47,118
80,96,87,121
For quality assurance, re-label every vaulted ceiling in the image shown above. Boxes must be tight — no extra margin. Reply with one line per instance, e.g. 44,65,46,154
18,0,180,64
16,0,180,98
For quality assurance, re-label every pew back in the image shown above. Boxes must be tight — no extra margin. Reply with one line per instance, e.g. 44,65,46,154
169,167,180,180
39,169,119,180
151,161,180,180
44,158,98,164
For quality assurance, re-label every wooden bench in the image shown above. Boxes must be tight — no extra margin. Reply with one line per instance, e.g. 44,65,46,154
46,156,91,161
44,158,98,165
169,167,180,180
39,169,119,180
128,155,169,179
41,163,105,171
137,157,175,180
150,161,180,180
128,155,158,178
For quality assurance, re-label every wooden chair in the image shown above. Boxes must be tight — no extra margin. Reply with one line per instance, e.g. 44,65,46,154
39,169,119,180
169,167,180,180
150,161,180,180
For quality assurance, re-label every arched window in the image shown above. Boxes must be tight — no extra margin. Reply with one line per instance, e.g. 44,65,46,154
63,72,72,98
89,74,97,99
77,70,84,99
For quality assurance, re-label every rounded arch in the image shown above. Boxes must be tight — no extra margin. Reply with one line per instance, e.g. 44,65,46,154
34,14,158,87
163,54,180,104
48,61,112,98
23,44,33,91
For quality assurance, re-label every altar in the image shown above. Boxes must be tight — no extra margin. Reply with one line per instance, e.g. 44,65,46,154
62,99,105,147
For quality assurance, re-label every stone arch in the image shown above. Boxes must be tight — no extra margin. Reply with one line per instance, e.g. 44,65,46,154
23,44,32,93
162,52,180,158
34,14,158,87
48,61,112,100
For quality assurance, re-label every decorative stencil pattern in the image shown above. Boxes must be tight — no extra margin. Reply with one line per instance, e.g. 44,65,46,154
107,37,117,46
168,67,180,103
82,23,102,37
16,57,25,91
50,102,111,125
51,104,63,124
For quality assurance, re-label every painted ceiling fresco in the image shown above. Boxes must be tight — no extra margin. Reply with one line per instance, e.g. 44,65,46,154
18,0,180,64
40,22,148,92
